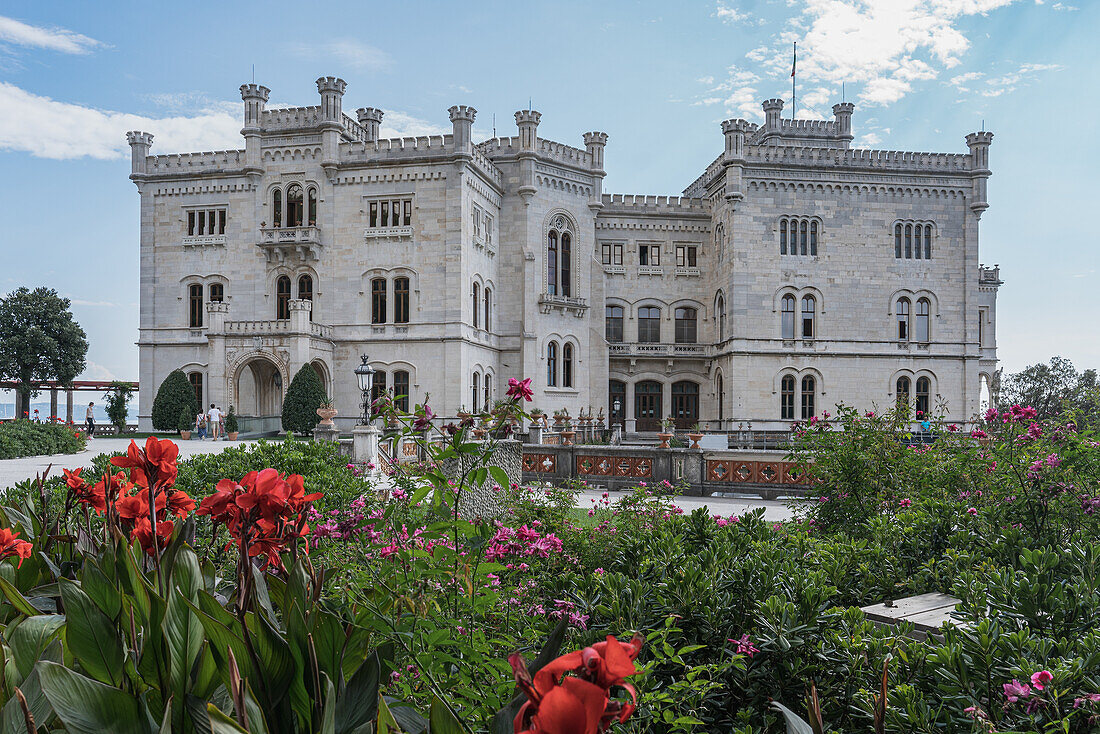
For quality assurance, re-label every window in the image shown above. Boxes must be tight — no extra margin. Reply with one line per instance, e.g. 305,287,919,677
272,189,282,227
675,246,697,267
371,371,387,414
674,307,697,344
915,376,931,416
546,342,558,387
485,215,493,248
307,187,317,226
923,224,932,259
717,296,726,341
472,283,480,328
276,276,291,319
896,376,911,407
547,232,558,295
638,244,660,266
716,373,725,421
801,296,815,339
297,275,313,320
483,373,492,409
781,295,795,339
286,184,304,227
781,375,795,420
905,224,912,259
371,279,387,324
547,219,575,298
801,375,816,420
208,283,224,303
671,381,699,428
483,288,491,332
368,198,413,228
188,373,203,407
894,224,902,258
896,298,910,340
188,284,203,327
638,306,661,343
605,305,624,343
562,344,574,388
894,222,934,259
394,278,410,324
601,243,623,265
915,298,930,342
186,208,227,237
609,381,626,425
779,217,820,255
978,309,986,346
393,371,410,412
472,207,481,239
560,233,572,297
472,372,481,409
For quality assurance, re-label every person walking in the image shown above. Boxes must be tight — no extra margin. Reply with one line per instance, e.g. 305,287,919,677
195,412,208,440
85,401,95,438
207,403,222,440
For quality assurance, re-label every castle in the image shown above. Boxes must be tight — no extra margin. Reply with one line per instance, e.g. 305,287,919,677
128,76,1001,432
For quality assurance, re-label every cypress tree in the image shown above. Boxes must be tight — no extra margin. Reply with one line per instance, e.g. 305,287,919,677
281,364,327,434
151,370,200,431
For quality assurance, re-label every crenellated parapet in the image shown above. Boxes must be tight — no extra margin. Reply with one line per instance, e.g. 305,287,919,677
126,131,154,176
355,107,383,142
600,194,709,213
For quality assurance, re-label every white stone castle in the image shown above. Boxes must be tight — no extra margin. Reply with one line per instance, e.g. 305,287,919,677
128,76,1001,432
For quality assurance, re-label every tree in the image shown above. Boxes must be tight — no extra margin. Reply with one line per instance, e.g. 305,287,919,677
151,370,199,432
281,364,327,434
1002,356,1099,425
0,287,88,418
103,381,135,432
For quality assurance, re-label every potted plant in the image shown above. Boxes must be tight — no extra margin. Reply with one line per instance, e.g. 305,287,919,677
178,405,193,441
552,409,566,428
316,395,338,426
457,405,471,421
687,422,704,449
596,407,605,428
225,405,239,441
657,418,674,448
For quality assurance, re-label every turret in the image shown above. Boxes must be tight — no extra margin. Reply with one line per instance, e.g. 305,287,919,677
832,102,854,148
240,83,269,171
356,107,384,142
515,109,540,152
762,98,784,129
583,131,608,172
449,105,477,153
126,131,153,176
721,119,751,159
316,76,346,122
966,131,994,218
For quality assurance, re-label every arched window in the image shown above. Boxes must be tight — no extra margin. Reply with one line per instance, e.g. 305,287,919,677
716,373,725,421
393,370,410,412
801,295,815,339
560,233,572,297
717,296,726,341
674,307,697,344
605,305,624,343
371,278,387,324
286,184,304,227
188,372,203,407
484,373,492,410
896,376,911,407
780,375,795,420
904,224,912,259
371,370,387,414
471,372,480,410
297,275,313,320
209,283,224,303
188,284,203,327
801,375,816,420
914,226,922,260
547,232,558,296
924,225,933,259
472,283,480,328
638,306,661,343
546,342,558,387
894,224,903,258
799,219,808,255
915,376,931,416
780,219,788,255
896,298,911,340
272,188,282,227
276,276,291,319
394,277,410,323
562,344,574,388
609,380,626,426
810,221,818,255
781,295,795,339
915,298,930,342
307,186,317,226
483,288,491,332
894,222,935,259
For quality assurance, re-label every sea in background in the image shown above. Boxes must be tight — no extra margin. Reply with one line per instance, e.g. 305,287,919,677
0,395,140,424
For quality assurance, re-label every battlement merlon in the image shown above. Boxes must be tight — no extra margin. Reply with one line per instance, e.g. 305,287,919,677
599,193,710,218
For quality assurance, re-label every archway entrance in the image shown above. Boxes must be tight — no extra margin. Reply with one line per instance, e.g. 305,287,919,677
310,360,329,397
634,380,662,432
671,381,699,429
234,357,284,423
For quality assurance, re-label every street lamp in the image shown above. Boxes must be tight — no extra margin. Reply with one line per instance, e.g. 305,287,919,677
354,354,375,425
612,398,621,415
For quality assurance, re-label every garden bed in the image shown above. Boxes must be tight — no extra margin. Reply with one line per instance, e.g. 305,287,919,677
0,418,86,459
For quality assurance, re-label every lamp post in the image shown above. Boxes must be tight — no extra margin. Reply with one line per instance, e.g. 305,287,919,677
354,354,375,425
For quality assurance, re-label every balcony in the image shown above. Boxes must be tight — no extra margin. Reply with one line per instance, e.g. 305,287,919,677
674,267,701,277
539,293,589,317
182,234,226,248
257,226,322,263
608,342,711,358
364,225,413,240
638,266,664,277
223,319,333,339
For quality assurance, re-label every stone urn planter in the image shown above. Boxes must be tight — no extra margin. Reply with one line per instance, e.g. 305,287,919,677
687,432,703,449
179,429,192,441
316,405,338,427
227,431,239,441
656,432,673,449
561,430,576,446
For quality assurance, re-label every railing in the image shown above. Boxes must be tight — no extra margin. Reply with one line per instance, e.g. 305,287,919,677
608,343,711,357
182,235,227,247
224,320,291,335
538,293,589,315
257,226,322,262
237,415,282,434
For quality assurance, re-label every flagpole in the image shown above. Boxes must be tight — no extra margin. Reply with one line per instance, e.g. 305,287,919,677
791,42,797,119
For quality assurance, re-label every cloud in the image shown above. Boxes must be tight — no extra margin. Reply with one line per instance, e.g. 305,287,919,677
1051,2,1078,9
68,298,120,307
947,62,1062,98
0,15,105,54
715,2,765,25
378,111,450,138
81,362,118,382
290,39,392,71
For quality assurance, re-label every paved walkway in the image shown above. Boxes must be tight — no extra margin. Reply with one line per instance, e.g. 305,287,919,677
0,437,257,488
576,487,799,521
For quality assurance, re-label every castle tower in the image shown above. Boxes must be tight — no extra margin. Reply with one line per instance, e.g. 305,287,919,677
356,107,384,142
316,76,347,174
126,131,153,176
240,83,270,170
832,102,854,148
515,109,541,151
720,119,752,204
762,98,784,130
966,131,994,218
449,105,477,153
583,131,609,210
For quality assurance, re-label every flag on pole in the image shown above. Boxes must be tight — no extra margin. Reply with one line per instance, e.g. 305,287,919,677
791,42,797,78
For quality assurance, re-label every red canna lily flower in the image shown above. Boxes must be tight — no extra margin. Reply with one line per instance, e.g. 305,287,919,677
0,528,33,567
130,518,175,556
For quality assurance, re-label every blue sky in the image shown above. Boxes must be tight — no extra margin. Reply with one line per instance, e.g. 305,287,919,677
0,0,1097,407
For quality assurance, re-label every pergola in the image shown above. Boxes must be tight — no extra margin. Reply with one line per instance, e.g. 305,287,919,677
0,381,138,423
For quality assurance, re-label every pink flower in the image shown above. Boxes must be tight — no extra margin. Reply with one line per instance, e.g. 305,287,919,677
728,634,759,658
506,377,534,402
899,498,912,507
1030,670,1053,690
1074,694,1100,708
967,507,977,516
594,567,604,575
971,429,988,439
412,404,435,431
1003,680,1031,703
984,407,999,423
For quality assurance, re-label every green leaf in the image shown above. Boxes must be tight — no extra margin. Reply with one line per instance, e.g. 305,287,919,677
8,614,65,679
205,703,250,734
429,695,468,734
319,674,336,734
187,596,252,681
244,610,295,708
376,695,401,734
171,546,203,602
0,574,43,617
37,661,153,734
58,577,124,686
1,665,54,734
487,466,511,490
163,588,204,703
80,560,123,619
769,699,815,734
335,645,386,733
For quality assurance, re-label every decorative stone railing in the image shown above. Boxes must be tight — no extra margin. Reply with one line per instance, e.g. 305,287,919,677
538,293,588,317
257,226,322,262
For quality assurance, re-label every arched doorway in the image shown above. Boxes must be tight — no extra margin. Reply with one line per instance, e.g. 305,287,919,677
310,360,329,397
634,380,662,432
234,357,284,420
671,381,699,429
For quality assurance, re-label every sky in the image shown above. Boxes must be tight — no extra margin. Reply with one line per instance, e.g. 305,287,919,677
0,0,1097,408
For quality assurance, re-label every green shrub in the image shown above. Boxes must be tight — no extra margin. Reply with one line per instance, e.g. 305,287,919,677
151,369,198,431
103,381,133,431
0,419,86,459
224,405,238,433
177,404,193,433
281,363,326,434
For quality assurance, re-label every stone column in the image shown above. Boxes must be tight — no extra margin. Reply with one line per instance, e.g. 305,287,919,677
65,389,73,423
352,424,382,471
50,389,58,422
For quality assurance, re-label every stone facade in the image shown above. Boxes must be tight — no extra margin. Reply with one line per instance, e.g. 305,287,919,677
128,79,1000,432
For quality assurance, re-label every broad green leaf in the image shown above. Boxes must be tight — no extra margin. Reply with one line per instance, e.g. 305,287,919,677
8,614,65,679
186,597,252,681
335,645,386,733
429,695,468,734
376,695,400,734
0,574,43,617
319,674,336,734
163,588,204,702
487,466,510,490
205,703,250,734
769,699,815,734
37,661,152,734
1,665,54,734
244,610,295,707
80,560,122,619
58,578,124,686
172,547,203,602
